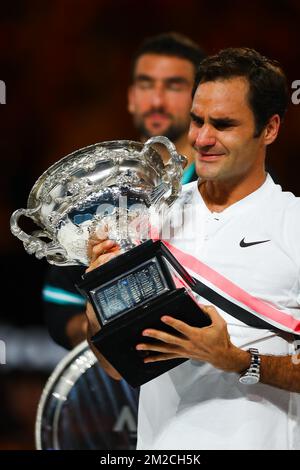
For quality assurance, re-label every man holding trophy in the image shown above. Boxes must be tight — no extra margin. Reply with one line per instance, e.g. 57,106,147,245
81,48,300,449
10,45,300,450
42,32,206,349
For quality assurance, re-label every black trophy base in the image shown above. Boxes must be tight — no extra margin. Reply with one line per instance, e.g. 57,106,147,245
91,288,211,388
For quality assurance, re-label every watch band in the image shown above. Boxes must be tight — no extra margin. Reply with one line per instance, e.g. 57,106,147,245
239,348,261,385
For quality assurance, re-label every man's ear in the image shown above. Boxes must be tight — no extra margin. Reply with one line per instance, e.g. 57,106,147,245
127,86,135,114
264,114,281,146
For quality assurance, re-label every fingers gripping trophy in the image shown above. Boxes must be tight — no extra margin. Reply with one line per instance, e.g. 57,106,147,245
10,136,210,388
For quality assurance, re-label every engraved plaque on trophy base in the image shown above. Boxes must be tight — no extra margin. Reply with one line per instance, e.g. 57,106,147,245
77,240,211,387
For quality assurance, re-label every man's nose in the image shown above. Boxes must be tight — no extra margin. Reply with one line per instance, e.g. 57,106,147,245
189,124,217,148
151,85,166,108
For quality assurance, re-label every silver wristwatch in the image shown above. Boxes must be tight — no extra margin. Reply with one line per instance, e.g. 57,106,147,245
239,348,261,385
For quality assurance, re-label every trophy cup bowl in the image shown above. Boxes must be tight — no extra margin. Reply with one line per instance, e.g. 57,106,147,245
10,136,211,387
10,136,185,266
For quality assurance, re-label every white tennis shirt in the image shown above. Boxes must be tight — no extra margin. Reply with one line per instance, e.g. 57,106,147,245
137,174,300,450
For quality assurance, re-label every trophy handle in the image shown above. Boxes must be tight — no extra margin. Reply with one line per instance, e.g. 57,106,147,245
143,136,187,207
10,207,70,265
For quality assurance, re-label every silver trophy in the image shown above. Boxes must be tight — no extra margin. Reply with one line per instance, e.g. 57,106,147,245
10,136,185,266
10,136,210,387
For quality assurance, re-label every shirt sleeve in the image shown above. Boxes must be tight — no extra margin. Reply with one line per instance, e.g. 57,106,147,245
42,265,86,349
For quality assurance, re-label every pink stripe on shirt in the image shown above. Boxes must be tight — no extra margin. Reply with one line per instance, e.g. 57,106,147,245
162,240,300,333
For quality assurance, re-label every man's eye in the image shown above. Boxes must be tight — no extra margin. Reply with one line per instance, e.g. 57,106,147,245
168,83,184,91
137,81,153,90
191,119,204,127
215,124,230,130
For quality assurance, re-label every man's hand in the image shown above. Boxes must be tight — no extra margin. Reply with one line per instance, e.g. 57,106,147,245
85,237,120,336
136,304,251,373
86,238,120,273
64,239,119,348
84,237,122,380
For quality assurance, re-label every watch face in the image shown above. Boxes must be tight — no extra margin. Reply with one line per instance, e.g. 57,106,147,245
239,374,259,385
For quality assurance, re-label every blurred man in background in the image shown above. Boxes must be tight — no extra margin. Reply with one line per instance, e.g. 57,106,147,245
43,32,206,349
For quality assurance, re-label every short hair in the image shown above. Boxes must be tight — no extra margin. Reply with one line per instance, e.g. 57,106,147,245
192,47,289,136
131,32,206,78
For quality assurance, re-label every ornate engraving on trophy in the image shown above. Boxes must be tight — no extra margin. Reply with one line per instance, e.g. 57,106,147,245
10,136,185,266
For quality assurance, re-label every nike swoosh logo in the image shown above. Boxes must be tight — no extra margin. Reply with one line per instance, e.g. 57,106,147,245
240,237,271,248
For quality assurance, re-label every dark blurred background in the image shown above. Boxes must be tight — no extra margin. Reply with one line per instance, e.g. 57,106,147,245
0,0,299,449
